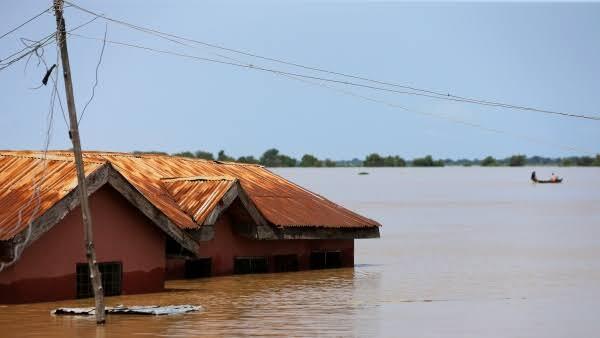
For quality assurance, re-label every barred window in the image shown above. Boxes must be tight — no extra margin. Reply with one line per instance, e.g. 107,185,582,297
234,256,268,274
310,251,342,270
274,254,299,272
76,262,122,298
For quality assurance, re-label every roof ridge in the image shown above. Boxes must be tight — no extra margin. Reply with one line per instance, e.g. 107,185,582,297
161,175,237,182
0,152,106,165
169,155,264,167
2,150,266,168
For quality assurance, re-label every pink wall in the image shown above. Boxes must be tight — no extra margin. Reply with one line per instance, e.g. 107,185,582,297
168,213,354,278
0,186,166,304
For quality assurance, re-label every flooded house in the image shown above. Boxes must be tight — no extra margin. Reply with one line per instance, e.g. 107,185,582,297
0,151,380,303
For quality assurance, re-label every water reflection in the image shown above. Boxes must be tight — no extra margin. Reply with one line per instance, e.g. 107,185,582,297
0,268,383,337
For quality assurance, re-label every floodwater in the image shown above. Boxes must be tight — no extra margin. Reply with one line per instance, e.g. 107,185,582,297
1,167,599,337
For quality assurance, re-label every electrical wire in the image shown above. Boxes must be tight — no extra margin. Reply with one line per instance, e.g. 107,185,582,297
281,73,592,154
64,0,600,121
25,33,69,129
78,24,107,126
0,16,99,73
0,43,59,272
0,6,51,40
68,32,600,122
64,0,256,65
67,32,593,154
0,36,55,71
1,34,53,64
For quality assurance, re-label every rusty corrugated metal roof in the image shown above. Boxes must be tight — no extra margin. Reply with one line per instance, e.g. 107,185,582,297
0,154,104,240
162,177,236,224
0,150,380,240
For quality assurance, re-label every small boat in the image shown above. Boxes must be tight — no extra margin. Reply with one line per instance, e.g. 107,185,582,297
358,172,369,175
532,178,563,184
531,171,562,184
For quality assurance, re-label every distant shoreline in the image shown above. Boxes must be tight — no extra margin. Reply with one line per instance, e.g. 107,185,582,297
133,149,600,168
270,165,600,168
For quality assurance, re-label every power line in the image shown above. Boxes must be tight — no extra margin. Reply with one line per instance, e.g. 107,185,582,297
0,42,59,272
0,6,51,40
67,29,529,148
0,36,55,71
64,0,600,122
68,32,600,122
67,33,594,153
0,16,99,73
281,73,591,154
26,30,70,130
1,34,53,63
78,24,107,126
63,1,259,65
49,43,70,129
1,16,99,64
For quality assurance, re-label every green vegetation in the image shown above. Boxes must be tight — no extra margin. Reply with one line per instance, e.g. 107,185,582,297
481,156,498,167
217,150,235,162
364,153,406,167
411,155,444,167
560,158,574,167
172,151,195,158
260,148,297,167
132,150,168,156
508,154,527,167
324,159,337,167
194,150,214,160
363,153,383,167
527,156,555,166
560,155,600,167
134,150,600,167
170,150,214,160
300,154,322,167
237,155,259,164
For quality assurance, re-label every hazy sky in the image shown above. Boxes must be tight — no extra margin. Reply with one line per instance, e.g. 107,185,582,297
1,1,599,160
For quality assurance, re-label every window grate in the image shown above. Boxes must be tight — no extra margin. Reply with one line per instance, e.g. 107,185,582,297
310,251,342,270
274,254,299,272
234,256,268,274
76,261,122,298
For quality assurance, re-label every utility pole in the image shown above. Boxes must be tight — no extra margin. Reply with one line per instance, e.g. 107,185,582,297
53,0,105,324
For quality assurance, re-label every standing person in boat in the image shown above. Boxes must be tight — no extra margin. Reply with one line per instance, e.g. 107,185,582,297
551,173,558,182
531,171,537,182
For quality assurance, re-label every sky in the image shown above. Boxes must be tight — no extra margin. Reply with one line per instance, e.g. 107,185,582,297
1,1,599,160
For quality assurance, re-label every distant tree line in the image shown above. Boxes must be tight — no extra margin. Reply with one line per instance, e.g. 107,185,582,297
132,149,600,167
461,154,600,167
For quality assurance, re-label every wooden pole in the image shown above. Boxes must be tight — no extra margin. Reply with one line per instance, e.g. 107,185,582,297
53,0,105,324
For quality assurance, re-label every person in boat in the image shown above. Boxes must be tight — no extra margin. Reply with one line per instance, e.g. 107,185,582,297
531,171,537,182
551,173,558,182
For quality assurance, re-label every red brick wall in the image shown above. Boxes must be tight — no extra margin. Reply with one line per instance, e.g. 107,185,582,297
167,213,354,279
0,186,166,304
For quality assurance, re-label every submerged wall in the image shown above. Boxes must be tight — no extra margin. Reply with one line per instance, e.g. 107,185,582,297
167,212,354,279
0,186,166,304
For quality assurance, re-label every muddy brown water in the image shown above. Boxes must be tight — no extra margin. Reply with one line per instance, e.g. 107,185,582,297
1,167,599,337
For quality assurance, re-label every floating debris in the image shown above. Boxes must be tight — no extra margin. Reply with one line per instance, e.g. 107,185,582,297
52,305,203,316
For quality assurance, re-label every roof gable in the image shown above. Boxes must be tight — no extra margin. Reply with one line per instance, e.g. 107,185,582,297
0,154,103,240
162,177,236,224
0,154,199,255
